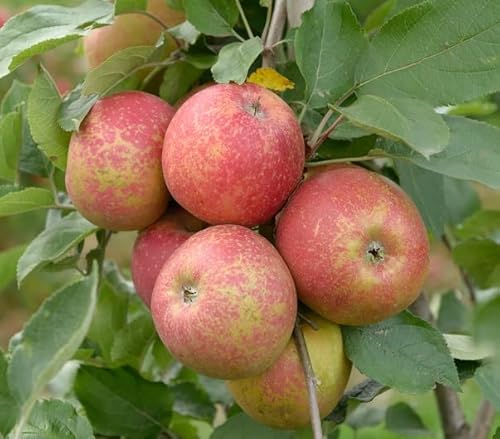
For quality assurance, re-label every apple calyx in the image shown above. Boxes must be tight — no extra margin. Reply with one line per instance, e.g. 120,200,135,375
182,285,198,303
366,241,385,264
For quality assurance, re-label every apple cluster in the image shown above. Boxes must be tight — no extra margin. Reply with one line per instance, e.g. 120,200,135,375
65,80,429,429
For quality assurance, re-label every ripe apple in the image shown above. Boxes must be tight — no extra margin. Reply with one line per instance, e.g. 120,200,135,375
0,7,10,27
162,83,305,226
276,165,429,326
66,91,175,231
83,0,184,68
226,312,351,429
131,205,204,307
424,240,461,295
151,224,298,379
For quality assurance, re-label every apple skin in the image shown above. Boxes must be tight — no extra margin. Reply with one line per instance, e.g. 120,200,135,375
66,91,175,231
162,83,305,226
276,165,429,326
131,206,204,307
226,312,351,429
83,0,184,69
151,224,298,379
0,8,10,27
424,240,461,295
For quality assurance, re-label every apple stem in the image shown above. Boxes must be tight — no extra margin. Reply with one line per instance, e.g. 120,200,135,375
135,10,169,30
293,320,323,439
297,311,320,330
235,0,255,39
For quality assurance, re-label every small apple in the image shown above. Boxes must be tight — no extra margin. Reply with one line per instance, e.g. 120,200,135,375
162,83,305,226
131,206,204,307
276,165,429,325
226,312,351,429
151,224,297,379
66,91,175,231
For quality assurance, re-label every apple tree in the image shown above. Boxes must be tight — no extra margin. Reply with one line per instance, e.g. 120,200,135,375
0,0,499,438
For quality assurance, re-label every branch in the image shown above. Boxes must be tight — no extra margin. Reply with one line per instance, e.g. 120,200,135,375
308,114,345,159
470,400,495,439
235,0,254,39
293,320,323,439
262,0,286,67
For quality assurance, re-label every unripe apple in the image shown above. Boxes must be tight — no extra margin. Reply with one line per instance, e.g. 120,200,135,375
227,312,351,429
276,165,429,326
83,0,184,68
66,91,175,231
151,224,297,379
131,206,204,307
162,83,305,226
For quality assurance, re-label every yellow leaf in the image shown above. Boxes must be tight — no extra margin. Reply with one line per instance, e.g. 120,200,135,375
247,68,295,92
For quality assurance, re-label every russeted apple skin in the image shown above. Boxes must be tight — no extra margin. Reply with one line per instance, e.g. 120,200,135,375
162,83,305,226
131,206,204,307
83,0,184,68
276,165,429,326
66,91,175,231
226,312,351,429
151,225,298,379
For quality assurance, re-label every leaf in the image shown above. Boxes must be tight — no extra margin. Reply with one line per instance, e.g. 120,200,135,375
8,268,98,430
184,0,238,37
364,0,397,33
343,311,461,393
212,413,295,439
171,382,215,421
23,399,94,439
74,366,173,439
443,334,493,361
211,37,263,84
169,21,200,45
28,68,71,170
442,178,480,226
338,95,449,157
452,240,500,289
247,68,295,92
0,111,22,182
1,80,31,114
114,0,147,15
385,402,429,436
346,404,385,430
473,296,500,351
0,186,54,217
0,245,26,293
475,362,500,410
160,61,203,105
17,211,99,286
380,116,500,190
82,46,156,96
184,52,217,69
295,0,367,108
437,291,469,335
0,0,113,79
494,427,500,439
395,161,446,238
456,210,500,241
0,351,18,436
58,88,99,132
19,116,49,177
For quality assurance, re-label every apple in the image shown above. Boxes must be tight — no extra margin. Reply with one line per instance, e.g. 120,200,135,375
276,165,429,326
0,7,10,27
151,224,297,379
83,0,184,69
131,205,204,307
66,91,175,231
226,312,351,429
424,240,461,295
162,83,305,226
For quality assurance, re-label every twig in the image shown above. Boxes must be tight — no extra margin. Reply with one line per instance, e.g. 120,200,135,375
235,0,254,39
231,29,246,42
262,0,286,67
297,312,320,330
305,155,380,168
308,114,345,158
261,0,273,43
470,400,495,439
293,320,322,439
135,10,168,30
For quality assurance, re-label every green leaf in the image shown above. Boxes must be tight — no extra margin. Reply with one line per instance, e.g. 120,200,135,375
442,178,480,226
160,61,203,105
28,68,71,170
184,52,217,69
184,0,239,37
346,404,385,430
8,268,99,431
171,382,215,421
0,351,18,436
364,0,397,33
343,311,461,393
437,291,469,335
385,402,429,436
380,116,500,190
23,399,94,439
114,0,147,15
19,116,49,177
74,366,173,439
169,21,200,45
452,240,500,289
1,80,31,115
17,211,99,286
475,362,500,410
295,0,367,108
211,37,263,84
212,413,295,438
0,111,22,182
0,0,113,79
0,244,26,293
443,334,493,361
338,95,448,157
58,88,99,132
494,427,500,439
456,210,500,241
473,296,500,351
0,186,54,217
82,46,156,96
357,0,500,105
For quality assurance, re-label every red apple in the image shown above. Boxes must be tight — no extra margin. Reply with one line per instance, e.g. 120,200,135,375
276,165,429,326
424,240,461,295
0,7,10,28
131,206,204,307
66,91,175,231
162,83,305,226
226,312,351,429
151,224,297,379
